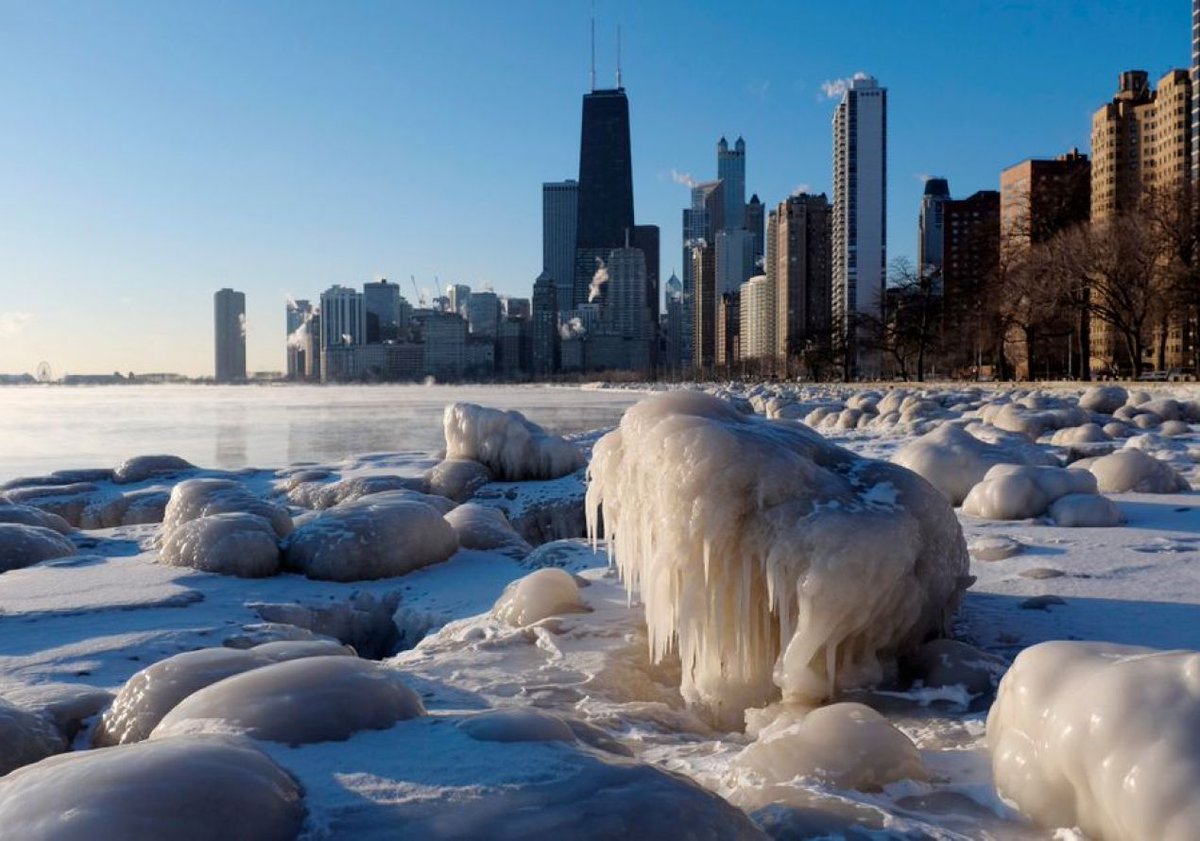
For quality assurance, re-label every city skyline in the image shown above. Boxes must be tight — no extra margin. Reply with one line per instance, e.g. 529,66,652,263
0,0,1188,376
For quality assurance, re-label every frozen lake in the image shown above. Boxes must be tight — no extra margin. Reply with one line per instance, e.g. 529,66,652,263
0,384,642,482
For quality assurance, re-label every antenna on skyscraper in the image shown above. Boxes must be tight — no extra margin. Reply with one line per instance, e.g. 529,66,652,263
589,10,596,91
616,25,622,88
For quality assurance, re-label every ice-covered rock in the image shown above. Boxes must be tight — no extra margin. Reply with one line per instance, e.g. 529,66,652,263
151,656,425,744
891,423,1056,505
900,638,1003,696
968,535,1023,561
1079,385,1128,414
0,735,304,840
252,591,403,658
93,647,274,746
0,699,65,775
158,512,281,577
284,492,458,581
79,489,170,529
586,391,970,726
444,503,531,554
492,568,587,626
1161,419,1191,437
424,458,492,502
112,454,196,484
288,474,428,510
1136,398,1184,421
0,523,77,572
0,500,72,534
733,703,927,803
988,641,1200,841
250,639,354,661
961,464,1098,521
521,538,603,572
1132,412,1162,429
3,482,102,526
1084,448,1191,493
163,478,292,538
1050,423,1109,446
443,402,584,481
457,708,627,755
0,683,113,743
1048,493,1124,527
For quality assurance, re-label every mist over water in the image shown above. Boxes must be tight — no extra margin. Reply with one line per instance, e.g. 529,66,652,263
0,385,640,482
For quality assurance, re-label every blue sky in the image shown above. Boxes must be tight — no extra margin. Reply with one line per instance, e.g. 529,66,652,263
0,0,1188,376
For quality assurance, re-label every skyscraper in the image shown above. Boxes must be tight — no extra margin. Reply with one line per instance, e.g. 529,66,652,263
466,290,501,339
363,279,400,343
574,86,635,309
447,284,472,317
716,228,754,295
285,298,313,379
681,180,723,370
213,288,246,383
319,285,365,351
918,178,950,281
543,180,578,314
531,272,559,376
832,74,887,377
691,242,717,370
717,136,746,233
770,194,833,363
744,194,765,268
739,274,774,362
1194,0,1199,184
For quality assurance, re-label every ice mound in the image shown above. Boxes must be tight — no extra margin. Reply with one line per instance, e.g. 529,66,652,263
1079,385,1128,414
1161,419,1192,436
2,683,113,743
586,391,970,725
1049,423,1109,446
900,638,1003,695
79,489,170,529
444,502,532,554
457,708,627,755
112,453,195,484
3,482,102,526
93,647,274,746
1049,493,1124,527
961,464,1098,521
492,567,587,626
988,641,1200,841
158,512,281,577
288,474,428,509
734,703,927,803
968,535,1023,561
0,699,65,775
1084,447,1191,493
521,538,603,572
163,478,293,538
284,493,458,581
424,457,493,502
0,523,77,572
250,639,354,661
892,423,1057,505
0,499,72,534
151,656,425,744
443,402,584,481
0,735,304,840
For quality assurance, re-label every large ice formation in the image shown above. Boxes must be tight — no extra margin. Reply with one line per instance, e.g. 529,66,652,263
0,523,77,573
112,454,196,483
93,648,274,746
961,464,1098,520
492,567,587,626
285,492,458,581
0,735,304,840
162,478,293,538
443,402,584,481
1083,448,1191,493
586,392,970,726
444,502,532,554
158,512,281,577
151,656,425,744
988,641,1200,841
0,699,65,775
891,423,1056,505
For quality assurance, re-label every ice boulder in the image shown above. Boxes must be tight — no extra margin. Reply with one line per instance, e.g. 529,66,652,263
443,402,584,481
891,423,1056,505
112,454,196,484
1049,423,1109,446
163,478,292,538
0,523,77,572
0,735,304,841
969,535,1023,561
492,568,588,626
1048,493,1124,527
1084,448,1191,493
3,482,102,526
151,656,425,744
423,458,493,502
0,500,72,534
284,493,458,581
1161,419,1191,437
79,489,170,529
586,391,971,726
961,463,1097,521
93,647,274,746
289,474,428,510
988,641,1200,841
1,683,113,743
158,512,281,577
0,699,65,775
249,639,355,662
1079,385,1128,414
734,703,927,800
444,503,532,554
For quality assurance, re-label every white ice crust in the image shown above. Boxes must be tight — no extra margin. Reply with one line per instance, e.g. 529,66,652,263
443,402,584,481
988,641,1200,841
492,567,587,626
586,392,970,726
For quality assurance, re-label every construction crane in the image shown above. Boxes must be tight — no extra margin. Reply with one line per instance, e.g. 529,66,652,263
409,275,428,307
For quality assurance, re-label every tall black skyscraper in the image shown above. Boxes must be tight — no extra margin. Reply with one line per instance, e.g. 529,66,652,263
574,87,635,308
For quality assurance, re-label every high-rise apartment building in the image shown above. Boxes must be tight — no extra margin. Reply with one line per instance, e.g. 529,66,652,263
363,279,400,343
717,136,746,233
832,75,887,376
543,180,579,314
213,288,246,383
285,298,312,379
319,285,366,353
1000,150,1091,249
770,194,833,363
664,273,684,369
680,180,723,370
531,272,559,376
918,178,951,281
941,190,1000,323
691,242,718,370
631,224,660,327
739,274,774,362
1194,0,1200,184
716,228,755,295
466,290,501,340
715,291,740,367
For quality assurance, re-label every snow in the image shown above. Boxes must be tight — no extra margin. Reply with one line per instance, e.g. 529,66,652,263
443,402,584,481
285,492,458,581
1085,447,1192,493
150,656,426,744
988,641,1200,840
0,735,304,840
492,568,587,626
0,523,78,572
158,512,281,577
586,391,970,726
961,464,1099,521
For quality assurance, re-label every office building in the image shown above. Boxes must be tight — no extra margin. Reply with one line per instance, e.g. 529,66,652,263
531,272,559,376
318,285,366,351
691,242,718,370
543,180,579,314
214,288,246,383
918,178,951,281
447,284,472,317
717,136,746,232
771,193,833,362
745,194,765,268
363,279,401,343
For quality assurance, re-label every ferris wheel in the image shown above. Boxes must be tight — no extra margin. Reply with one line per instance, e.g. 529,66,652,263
35,361,53,383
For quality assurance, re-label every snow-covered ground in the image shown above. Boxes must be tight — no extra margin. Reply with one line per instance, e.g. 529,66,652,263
2,383,1199,839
